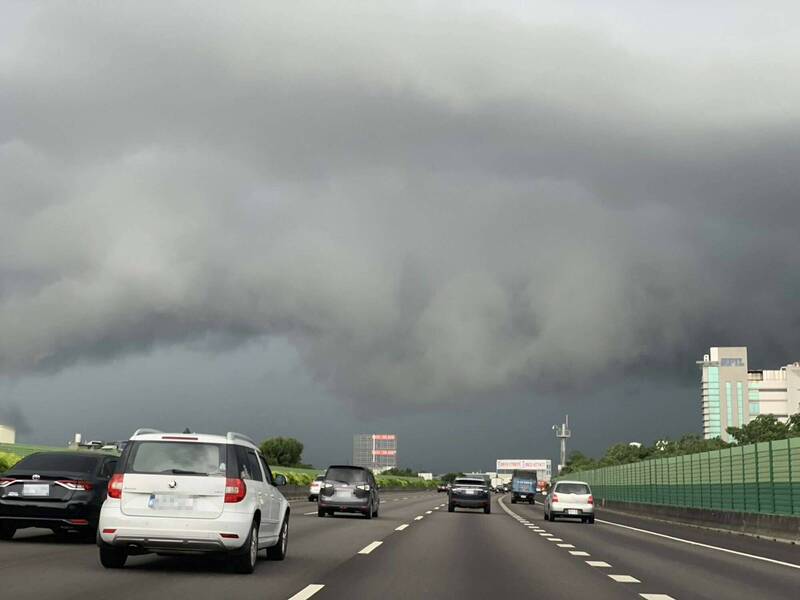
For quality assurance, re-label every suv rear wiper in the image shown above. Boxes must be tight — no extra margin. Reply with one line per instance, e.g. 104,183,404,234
160,469,209,476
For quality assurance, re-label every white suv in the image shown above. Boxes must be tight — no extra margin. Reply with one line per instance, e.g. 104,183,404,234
97,429,290,574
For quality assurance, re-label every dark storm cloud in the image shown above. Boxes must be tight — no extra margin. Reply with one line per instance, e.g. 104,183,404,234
2,1,800,418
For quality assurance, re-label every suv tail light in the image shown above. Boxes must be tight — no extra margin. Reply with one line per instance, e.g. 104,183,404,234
225,478,247,503
551,493,559,503
107,474,124,499
56,480,94,491
587,495,594,505
0,478,16,488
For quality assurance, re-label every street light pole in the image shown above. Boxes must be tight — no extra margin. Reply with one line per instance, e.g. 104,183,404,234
553,415,571,474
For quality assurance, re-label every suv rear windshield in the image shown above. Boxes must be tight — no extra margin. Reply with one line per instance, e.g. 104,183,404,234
326,467,367,484
11,453,99,474
555,483,590,494
126,442,227,477
454,478,486,487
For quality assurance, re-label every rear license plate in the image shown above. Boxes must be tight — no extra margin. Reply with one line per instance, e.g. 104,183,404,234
151,495,195,510
23,484,50,497
567,509,579,515
465,490,475,495
520,494,527,498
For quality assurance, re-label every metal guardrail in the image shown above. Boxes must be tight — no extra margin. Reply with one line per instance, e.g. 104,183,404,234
568,437,800,517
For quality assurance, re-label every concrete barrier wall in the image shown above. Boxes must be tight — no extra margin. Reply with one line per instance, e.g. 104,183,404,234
600,498,800,542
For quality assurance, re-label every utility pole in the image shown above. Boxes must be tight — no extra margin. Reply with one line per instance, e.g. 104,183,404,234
552,415,571,474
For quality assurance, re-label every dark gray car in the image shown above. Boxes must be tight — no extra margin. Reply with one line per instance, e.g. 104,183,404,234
317,465,380,519
448,477,491,514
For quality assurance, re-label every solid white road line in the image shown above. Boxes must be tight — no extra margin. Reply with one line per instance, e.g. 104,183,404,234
358,541,383,555
598,518,800,571
288,584,325,600
609,575,640,583
395,524,409,531
639,595,676,600
586,561,611,567
569,551,591,556
415,515,424,521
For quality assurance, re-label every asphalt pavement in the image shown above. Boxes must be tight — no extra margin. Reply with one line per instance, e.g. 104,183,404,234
1,491,798,599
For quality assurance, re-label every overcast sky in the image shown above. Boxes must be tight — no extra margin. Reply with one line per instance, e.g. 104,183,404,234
1,1,799,472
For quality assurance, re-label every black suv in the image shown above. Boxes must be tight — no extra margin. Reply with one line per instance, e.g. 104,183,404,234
448,477,491,514
0,451,119,540
318,465,380,519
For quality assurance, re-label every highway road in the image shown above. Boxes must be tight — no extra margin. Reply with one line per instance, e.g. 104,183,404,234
1,491,798,599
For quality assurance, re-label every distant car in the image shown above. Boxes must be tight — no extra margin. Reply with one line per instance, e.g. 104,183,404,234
0,451,119,541
437,483,449,493
543,480,594,523
317,465,380,519
308,475,325,501
97,429,290,574
448,477,491,514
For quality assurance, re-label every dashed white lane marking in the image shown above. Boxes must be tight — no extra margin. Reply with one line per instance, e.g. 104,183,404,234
558,544,575,548
539,533,552,537
395,524,409,531
304,511,317,515
414,515,424,521
358,541,383,555
570,551,591,556
609,575,640,583
598,518,800,571
288,584,325,600
434,507,440,510
640,595,676,600
403,497,409,500
586,561,611,567
547,538,564,542
425,510,432,514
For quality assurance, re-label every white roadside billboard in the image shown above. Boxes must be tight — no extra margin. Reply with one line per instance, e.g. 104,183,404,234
496,459,552,481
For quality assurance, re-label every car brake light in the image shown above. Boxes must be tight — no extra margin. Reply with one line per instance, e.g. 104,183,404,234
67,519,89,525
161,436,199,440
0,477,16,487
225,478,247,503
587,495,594,504
551,493,559,503
107,474,124,499
56,480,94,491
220,533,239,539
102,528,116,534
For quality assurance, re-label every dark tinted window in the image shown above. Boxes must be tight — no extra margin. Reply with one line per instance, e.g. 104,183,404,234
234,446,263,481
326,467,366,484
555,483,590,495
127,442,226,476
100,459,118,478
12,453,99,474
258,454,273,484
454,478,486,487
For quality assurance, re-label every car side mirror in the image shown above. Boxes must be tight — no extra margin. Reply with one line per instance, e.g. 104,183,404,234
376,484,382,490
274,474,287,487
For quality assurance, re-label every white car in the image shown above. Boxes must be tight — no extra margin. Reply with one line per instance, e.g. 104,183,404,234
97,429,290,574
308,475,324,502
543,480,595,523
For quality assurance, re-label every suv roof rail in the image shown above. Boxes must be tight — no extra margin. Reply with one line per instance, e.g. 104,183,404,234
227,432,258,447
131,428,163,437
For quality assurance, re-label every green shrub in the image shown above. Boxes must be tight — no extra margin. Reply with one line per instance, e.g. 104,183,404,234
0,452,21,472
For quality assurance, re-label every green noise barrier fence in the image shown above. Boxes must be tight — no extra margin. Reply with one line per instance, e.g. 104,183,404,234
567,438,800,517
